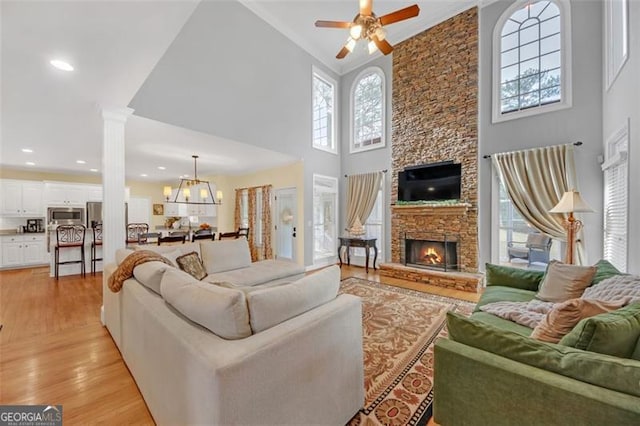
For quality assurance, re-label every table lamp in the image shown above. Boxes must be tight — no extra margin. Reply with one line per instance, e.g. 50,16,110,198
549,190,594,264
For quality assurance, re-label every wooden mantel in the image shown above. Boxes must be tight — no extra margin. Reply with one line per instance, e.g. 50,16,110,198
391,203,472,216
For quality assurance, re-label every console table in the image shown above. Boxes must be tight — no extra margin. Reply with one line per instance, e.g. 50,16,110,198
338,237,378,272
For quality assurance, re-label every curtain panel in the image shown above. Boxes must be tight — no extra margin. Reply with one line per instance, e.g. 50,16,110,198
261,185,273,260
492,144,586,264
234,189,242,230
346,171,383,229
248,188,257,261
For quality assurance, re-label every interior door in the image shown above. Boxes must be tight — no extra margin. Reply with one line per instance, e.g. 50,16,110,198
274,188,297,262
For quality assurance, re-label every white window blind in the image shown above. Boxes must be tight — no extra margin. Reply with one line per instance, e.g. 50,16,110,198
602,123,629,272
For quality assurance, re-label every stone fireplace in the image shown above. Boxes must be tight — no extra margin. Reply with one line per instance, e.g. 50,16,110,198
404,237,458,271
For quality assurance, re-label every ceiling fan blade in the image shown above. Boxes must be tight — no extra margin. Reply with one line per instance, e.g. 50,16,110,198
373,36,393,55
336,46,350,59
315,20,351,28
379,4,420,26
359,0,372,16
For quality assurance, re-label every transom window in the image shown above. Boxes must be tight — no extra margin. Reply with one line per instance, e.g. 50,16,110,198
493,0,571,122
312,67,337,154
351,67,385,153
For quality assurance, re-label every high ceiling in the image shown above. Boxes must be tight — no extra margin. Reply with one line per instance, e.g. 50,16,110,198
1,0,481,181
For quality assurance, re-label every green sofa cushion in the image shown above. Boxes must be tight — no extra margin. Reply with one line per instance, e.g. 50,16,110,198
591,259,623,285
559,303,640,359
446,311,640,397
470,312,533,336
474,285,536,312
485,263,544,291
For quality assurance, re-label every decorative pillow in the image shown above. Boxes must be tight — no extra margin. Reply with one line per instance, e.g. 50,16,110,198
536,261,596,303
176,251,207,280
581,274,640,303
484,263,545,291
559,303,640,359
531,298,626,343
590,259,623,286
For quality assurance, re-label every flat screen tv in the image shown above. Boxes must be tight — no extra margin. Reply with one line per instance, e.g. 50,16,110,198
398,162,462,202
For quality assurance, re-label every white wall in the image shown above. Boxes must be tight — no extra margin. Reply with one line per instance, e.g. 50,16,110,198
339,55,393,263
478,0,604,267
602,0,640,273
128,0,340,266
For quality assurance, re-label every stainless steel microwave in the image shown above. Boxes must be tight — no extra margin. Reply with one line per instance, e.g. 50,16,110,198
48,207,85,225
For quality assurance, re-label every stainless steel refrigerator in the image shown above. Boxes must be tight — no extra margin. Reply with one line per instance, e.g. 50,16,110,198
86,202,128,228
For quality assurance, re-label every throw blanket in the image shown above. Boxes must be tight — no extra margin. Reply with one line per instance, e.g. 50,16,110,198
480,274,640,329
108,250,174,293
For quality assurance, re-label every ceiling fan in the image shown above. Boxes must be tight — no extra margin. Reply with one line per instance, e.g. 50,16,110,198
315,0,420,59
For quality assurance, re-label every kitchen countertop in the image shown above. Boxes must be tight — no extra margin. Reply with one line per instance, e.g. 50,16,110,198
0,229,47,236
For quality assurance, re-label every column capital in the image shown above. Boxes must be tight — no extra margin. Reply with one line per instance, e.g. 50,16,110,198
102,107,134,123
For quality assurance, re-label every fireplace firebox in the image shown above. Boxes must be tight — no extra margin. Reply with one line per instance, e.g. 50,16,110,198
405,238,458,271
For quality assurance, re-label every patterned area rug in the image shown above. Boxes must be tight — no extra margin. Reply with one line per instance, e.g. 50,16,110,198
340,278,475,426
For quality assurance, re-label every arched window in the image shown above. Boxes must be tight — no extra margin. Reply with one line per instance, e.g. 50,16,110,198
493,0,572,122
351,67,385,153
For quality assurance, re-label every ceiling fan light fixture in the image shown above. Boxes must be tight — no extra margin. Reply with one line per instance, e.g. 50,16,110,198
368,39,378,54
374,26,386,41
349,24,363,39
345,37,357,52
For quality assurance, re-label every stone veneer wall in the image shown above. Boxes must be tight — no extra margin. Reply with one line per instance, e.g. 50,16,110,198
391,7,479,272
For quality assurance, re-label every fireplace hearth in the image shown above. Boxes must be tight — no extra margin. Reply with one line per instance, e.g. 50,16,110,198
405,238,458,271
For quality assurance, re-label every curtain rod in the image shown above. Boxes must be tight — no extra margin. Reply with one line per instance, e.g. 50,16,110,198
482,141,583,159
344,169,388,178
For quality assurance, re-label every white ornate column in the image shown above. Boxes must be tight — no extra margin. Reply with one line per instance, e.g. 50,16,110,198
101,107,134,264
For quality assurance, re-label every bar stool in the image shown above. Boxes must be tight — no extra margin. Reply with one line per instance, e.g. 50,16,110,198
91,224,102,275
55,225,86,279
126,223,149,246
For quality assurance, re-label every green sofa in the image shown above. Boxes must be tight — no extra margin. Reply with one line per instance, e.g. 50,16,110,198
433,262,640,425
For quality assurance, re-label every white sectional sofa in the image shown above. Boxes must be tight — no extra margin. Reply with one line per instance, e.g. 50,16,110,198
103,239,364,425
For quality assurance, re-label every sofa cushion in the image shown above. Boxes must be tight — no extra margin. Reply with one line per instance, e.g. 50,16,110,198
160,268,251,340
485,263,545,291
475,286,536,312
559,303,640,359
134,242,201,259
133,261,174,295
176,251,207,280
531,298,624,343
469,312,533,336
591,259,623,285
446,312,640,398
203,259,305,287
116,248,134,265
200,239,252,274
536,261,596,303
247,265,340,333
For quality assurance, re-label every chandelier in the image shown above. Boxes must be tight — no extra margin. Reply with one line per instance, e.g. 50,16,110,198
163,155,222,205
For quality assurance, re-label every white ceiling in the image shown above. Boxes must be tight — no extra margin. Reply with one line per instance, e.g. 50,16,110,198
1,0,483,182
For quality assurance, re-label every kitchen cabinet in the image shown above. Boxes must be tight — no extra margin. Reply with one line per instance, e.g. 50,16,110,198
1,234,46,267
86,186,103,202
45,183,86,206
0,180,44,216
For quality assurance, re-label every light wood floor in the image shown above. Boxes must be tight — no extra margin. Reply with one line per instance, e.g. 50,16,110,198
0,264,480,424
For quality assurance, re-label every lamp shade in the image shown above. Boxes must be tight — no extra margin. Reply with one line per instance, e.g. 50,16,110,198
216,190,223,202
163,186,172,198
549,190,594,213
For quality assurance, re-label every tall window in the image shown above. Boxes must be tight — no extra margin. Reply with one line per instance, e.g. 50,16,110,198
312,67,337,154
493,0,571,122
351,67,385,153
602,121,629,272
313,174,338,262
239,189,249,228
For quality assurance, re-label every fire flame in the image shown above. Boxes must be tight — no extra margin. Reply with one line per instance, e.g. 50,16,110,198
422,247,442,264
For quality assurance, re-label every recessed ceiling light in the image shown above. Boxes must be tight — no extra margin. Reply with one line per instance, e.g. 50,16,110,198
22,148,33,153
90,168,98,172
50,59,74,71
25,161,35,166
157,166,166,170
76,160,86,164
140,174,148,177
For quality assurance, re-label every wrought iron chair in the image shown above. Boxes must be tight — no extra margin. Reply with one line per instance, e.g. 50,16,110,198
126,223,149,245
55,224,86,279
91,223,102,275
507,231,553,265
138,232,161,245
237,227,250,239
218,231,240,240
192,230,215,242
158,234,186,245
